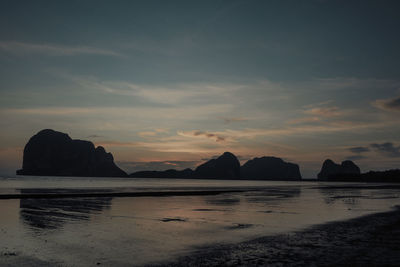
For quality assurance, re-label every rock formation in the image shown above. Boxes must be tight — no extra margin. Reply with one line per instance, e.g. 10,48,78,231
129,152,304,180
16,129,127,177
361,169,400,182
317,159,360,180
194,152,241,179
241,156,302,180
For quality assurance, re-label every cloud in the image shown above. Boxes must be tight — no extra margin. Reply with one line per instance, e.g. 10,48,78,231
137,129,169,138
370,142,400,157
0,41,121,56
95,140,140,147
220,117,248,124
87,134,103,138
60,74,242,105
116,160,199,173
201,154,252,162
287,117,321,125
289,102,346,125
179,130,227,142
304,106,342,117
303,100,334,109
373,95,400,112
1,104,233,123
346,146,370,161
345,155,367,161
348,146,370,153
311,77,400,91
137,131,158,137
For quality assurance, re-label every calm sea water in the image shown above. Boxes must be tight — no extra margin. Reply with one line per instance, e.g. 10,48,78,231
1,176,400,266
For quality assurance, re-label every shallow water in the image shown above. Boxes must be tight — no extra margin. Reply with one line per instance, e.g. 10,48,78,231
0,176,399,266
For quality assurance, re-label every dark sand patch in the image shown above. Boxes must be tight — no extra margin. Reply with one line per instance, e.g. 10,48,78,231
0,254,54,267
192,208,231,212
154,207,400,266
161,218,187,222
258,210,298,214
225,223,253,230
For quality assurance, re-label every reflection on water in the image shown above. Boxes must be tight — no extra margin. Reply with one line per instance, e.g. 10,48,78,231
0,178,399,266
20,189,111,230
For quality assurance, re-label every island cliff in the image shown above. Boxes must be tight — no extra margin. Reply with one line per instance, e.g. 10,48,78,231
317,159,360,180
16,129,127,177
241,157,302,180
194,152,241,179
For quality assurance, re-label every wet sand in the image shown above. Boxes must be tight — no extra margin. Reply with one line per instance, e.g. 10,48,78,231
3,207,399,266
155,206,400,267
1,179,400,266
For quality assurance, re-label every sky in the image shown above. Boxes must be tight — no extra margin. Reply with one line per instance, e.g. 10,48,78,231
1,0,400,177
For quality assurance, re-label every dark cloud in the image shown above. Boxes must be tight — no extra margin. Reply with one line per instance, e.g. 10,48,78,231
345,155,367,161
116,160,199,173
373,95,400,111
192,130,226,142
370,142,400,157
348,146,370,153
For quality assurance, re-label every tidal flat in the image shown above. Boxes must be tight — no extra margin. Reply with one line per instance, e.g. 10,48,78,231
0,177,399,266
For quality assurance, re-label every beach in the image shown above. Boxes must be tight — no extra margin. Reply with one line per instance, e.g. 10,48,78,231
1,177,400,266
156,207,400,266
2,206,400,266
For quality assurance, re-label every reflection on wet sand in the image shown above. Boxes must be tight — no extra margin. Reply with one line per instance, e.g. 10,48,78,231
245,187,301,204
19,189,111,230
318,187,362,206
205,196,241,206
1,182,397,267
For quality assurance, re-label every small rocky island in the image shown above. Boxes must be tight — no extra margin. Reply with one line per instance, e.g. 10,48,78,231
317,159,400,182
16,129,127,177
317,159,360,180
195,152,241,179
130,152,302,180
241,156,301,180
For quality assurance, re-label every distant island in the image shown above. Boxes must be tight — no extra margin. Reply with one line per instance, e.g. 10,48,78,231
317,159,400,183
16,129,399,182
318,159,361,180
16,129,127,177
130,152,302,180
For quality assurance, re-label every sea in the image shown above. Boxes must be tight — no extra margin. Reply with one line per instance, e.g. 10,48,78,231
0,176,399,266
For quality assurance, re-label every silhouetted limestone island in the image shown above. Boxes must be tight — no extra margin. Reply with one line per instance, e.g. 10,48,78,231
130,152,242,179
317,159,360,180
241,157,302,180
194,152,241,179
129,152,304,180
321,169,400,182
16,129,127,177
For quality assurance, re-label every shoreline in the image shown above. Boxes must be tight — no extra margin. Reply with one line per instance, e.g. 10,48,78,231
154,206,400,266
2,183,400,199
0,189,247,199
